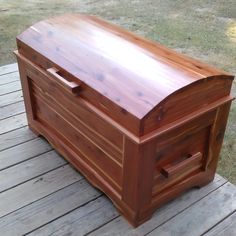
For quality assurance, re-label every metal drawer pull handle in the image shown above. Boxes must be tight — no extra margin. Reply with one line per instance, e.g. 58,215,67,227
47,67,81,94
161,152,202,178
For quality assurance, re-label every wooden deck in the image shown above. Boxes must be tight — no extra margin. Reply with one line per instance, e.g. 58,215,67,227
0,63,236,236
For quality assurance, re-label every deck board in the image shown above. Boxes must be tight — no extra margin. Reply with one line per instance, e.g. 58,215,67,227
87,175,227,236
0,90,23,107
204,211,236,236
147,182,236,236
0,101,25,120
0,126,37,151
0,71,19,85
0,64,236,236
0,80,22,96
0,137,52,170
0,63,18,76
0,150,67,192
0,165,82,218
0,180,101,236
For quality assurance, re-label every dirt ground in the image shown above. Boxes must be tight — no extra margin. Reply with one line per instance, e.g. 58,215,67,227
0,0,235,183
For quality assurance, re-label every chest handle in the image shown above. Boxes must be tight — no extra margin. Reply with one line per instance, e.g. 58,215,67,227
47,67,81,95
160,152,202,178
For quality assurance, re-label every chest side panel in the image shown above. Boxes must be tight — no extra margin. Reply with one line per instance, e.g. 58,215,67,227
17,53,124,193
142,77,233,135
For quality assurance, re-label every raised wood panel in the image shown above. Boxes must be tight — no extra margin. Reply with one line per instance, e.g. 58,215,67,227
32,90,122,190
22,58,124,150
31,81,122,164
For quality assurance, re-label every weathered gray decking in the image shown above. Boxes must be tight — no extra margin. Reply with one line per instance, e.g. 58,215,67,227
0,63,236,236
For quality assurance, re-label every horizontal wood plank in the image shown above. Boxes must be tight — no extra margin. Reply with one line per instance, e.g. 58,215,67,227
0,63,18,76
28,196,119,236
0,72,19,85
0,113,27,134
0,150,67,192
204,211,236,236
0,90,23,107
0,126,37,152
0,138,52,170
0,164,82,218
147,182,236,236
0,179,101,236
88,175,226,236
0,101,25,120
0,80,22,96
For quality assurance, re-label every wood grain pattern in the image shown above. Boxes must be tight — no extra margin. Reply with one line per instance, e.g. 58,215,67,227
148,183,236,236
28,197,119,236
0,138,52,170
0,71,19,85
0,126,37,151
0,179,101,236
0,80,21,96
0,101,25,120
0,63,18,76
88,174,226,236
0,113,27,134
0,90,23,107
15,14,234,227
0,165,82,218
205,211,236,236
0,150,66,192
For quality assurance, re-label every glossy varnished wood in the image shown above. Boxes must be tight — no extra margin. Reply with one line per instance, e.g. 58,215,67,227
15,14,234,227
1,63,236,235
16,14,234,136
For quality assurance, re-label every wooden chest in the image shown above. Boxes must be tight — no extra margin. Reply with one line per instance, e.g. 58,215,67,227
15,14,234,227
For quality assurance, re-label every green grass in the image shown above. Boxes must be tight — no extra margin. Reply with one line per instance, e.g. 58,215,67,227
0,0,235,183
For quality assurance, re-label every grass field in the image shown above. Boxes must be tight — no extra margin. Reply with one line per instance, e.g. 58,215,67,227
0,0,235,183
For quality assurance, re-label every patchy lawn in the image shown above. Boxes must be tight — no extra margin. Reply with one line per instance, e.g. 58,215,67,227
0,0,235,183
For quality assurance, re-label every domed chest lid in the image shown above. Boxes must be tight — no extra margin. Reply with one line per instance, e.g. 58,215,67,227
16,14,234,136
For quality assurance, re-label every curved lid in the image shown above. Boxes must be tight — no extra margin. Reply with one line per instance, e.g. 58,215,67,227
17,14,232,119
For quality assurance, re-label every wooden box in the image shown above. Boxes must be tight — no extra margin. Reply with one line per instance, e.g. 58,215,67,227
15,14,234,227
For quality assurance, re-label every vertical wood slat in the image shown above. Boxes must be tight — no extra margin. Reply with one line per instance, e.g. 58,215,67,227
206,102,232,176
15,53,36,124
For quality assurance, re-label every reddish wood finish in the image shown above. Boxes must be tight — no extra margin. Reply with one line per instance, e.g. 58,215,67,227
15,14,234,227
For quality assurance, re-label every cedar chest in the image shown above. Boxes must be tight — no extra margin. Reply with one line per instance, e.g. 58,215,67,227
15,14,234,227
